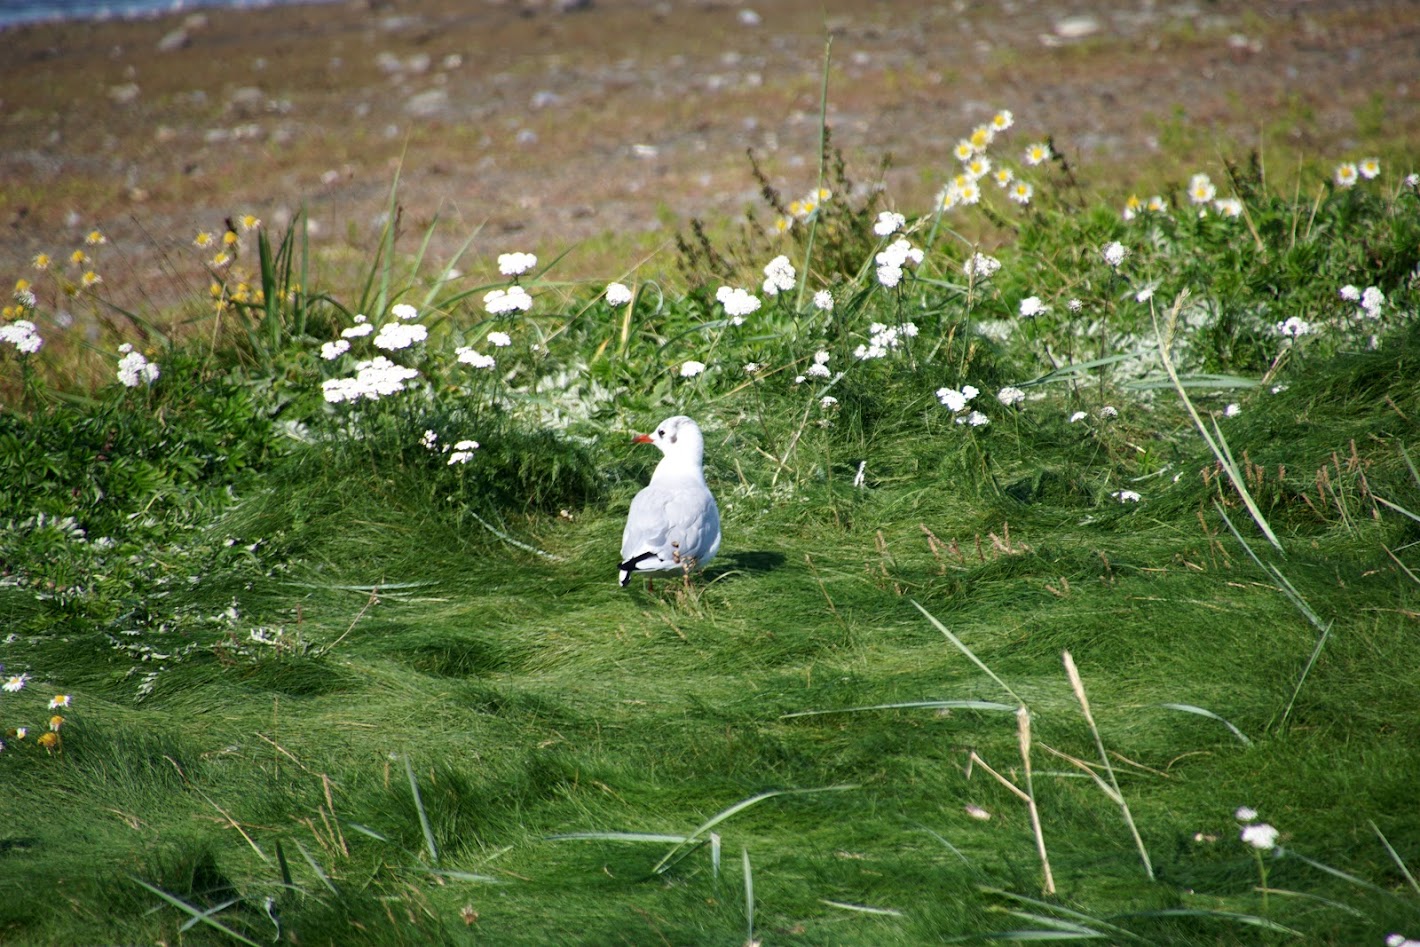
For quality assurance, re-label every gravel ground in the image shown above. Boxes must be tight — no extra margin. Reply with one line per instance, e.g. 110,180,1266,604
2,0,1418,300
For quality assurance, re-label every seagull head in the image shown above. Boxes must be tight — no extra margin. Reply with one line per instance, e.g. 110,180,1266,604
633,415,704,462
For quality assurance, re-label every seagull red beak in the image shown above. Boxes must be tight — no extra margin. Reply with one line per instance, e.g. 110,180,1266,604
632,433,654,444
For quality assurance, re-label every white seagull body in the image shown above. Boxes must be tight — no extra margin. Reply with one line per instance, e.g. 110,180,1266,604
619,415,721,587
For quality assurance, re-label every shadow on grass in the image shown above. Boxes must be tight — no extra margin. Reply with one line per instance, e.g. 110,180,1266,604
708,550,786,580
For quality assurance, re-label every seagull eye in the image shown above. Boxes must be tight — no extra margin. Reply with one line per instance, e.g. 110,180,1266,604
658,429,665,437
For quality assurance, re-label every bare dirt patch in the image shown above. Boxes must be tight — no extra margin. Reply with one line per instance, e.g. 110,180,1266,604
2,0,1417,299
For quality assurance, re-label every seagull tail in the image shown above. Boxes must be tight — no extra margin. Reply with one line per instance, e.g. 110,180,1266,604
618,551,657,587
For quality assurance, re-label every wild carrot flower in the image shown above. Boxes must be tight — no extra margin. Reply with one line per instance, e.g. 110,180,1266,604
875,238,923,288
605,282,633,306
806,350,831,378
484,286,533,314
1019,296,1049,318
1339,284,1362,302
1275,316,1312,338
1334,162,1358,187
1241,823,1279,850
963,252,1001,280
391,303,419,321
320,339,350,360
1023,142,1051,165
935,385,978,412
341,318,375,339
873,211,906,236
1361,286,1385,318
116,345,160,387
1099,406,1118,419
497,251,537,276
372,321,427,351
455,346,496,369
447,440,479,464
0,320,43,354
487,331,512,347
321,357,419,403
716,286,761,320
761,255,796,296
812,289,834,312
1102,241,1128,267
1135,287,1155,303
1069,410,1087,423
1113,490,1142,502
680,360,706,378
997,386,1025,407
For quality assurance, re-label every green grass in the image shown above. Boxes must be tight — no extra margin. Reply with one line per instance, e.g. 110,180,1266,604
3,110,1420,945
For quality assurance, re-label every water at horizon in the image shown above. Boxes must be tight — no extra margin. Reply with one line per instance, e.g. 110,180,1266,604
0,0,333,28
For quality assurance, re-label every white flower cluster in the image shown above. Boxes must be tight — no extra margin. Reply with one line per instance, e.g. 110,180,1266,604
716,285,761,322
876,238,923,288
1101,241,1128,268
873,210,906,236
937,383,988,427
761,255,796,296
1019,295,1049,318
487,331,512,348
321,356,420,403
1274,316,1313,338
485,286,533,314
805,350,831,379
1340,284,1384,320
497,251,537,276
854,321,917,360
1235,806,1280,851
456,345,496,370
1112,489,1142,503
997,386,1025,407
320,339,351,360
341,314,374,338
963,252,1001,280
680,360,706,378
605,282,633,306
0,319,43,354
391,303,419,320
420,430,480,465
373,321,428,351
116,343,160,387
812,289,834,312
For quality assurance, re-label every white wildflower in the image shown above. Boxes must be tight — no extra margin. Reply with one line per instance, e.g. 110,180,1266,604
117,348,160,387
497,251,537,276
874,211,906,236
1240,823,1280,850
680,360,707,378
484,286,533,314
1102,241,1128,268
812,289,834,311
1019,296,1049,318
487,331,512,347
320,339,350,360
761,254,796,296
390,303,419,321
455,346,496,370
963,252,1001,280
716,285,761,319
997,386,1025,407
605,281,634,306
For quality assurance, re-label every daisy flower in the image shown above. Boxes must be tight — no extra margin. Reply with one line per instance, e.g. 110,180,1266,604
85,229,107,246
1334,162,1359,187
1122,194,1142,220
1214,197,1244,217
240,213,262,231
1358,157,1381,179
969,125,994,152
954,140,976,162
1008,181,1033,204
993,168,1014,188
1146,194,1168,213
964,155,992,180
990,109,1013,132
194,231,214,248
1023,142,1051,165
957,180,981,205
3,673,28,693
70,249,89,267
32,252,51,271
1189,173,1216,203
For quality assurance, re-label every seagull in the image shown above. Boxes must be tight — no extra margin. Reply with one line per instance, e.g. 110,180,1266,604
618,415,721,587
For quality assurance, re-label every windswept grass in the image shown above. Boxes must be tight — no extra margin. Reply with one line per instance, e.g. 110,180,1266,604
2,95,1419,946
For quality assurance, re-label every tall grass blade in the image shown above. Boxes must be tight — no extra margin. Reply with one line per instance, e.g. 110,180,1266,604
821,899,904,917
999,910,1105,936
545,832,691,844
177,898,240,933
1154,292,1283,552
274,839,293,889
742,847,755,947
1111,908,1301,935
130,877,260,946
781,699,1017,719
1016,708,1056,895
911,600,1025,705
410,867,501,884
293,838,341,896
1370,820,1420,896
1062,651,1153,881
978,887,1146,942
403,755,439,865
652,785,859,875
1158,703,1253,746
